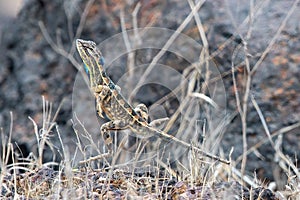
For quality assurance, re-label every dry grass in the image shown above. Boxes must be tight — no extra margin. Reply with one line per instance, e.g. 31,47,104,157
1,0,300,199
1,100,298,198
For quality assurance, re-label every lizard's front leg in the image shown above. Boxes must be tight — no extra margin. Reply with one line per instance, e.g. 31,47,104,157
94,85,111,119
100,120,129,153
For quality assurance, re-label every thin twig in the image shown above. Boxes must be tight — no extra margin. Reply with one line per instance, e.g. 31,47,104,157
38,21,82,73
187,0,209,49
189,92,218,109
120,9,135,78
236,122,300,163
250,0,300,75
132,2,141,45
129,0,205,101
250,95,275,147
69,0,95,55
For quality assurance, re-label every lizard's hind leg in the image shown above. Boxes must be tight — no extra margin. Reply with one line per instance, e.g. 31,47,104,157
100,120,129,153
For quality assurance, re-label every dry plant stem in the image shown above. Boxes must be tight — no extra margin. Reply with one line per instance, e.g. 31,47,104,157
187,0,211,100
163,94,190,133
252,96,300,181
56,125,69,165
72,113,110,166
129,0,205,101
231,44,250,180
234,91,300,193
161,89,230,164
233,0,298,182
154,60,245,109
0,112,13,196
6,111,14,169
209,113,236,152
132,138,148,163
231,166,259,188
28,117,40,164
250,0,300,75
38,0,95,86
251,95,275,147
71,118,86,162
11,144,17,197
233,0,255,183
187,0,208,49
132,0,269,102
236,121,300,163
240,44,251,181
79,153,111,164
28,97,63,167
155,158,179,180
69,0,95,55
8,112,14,164
39,21,90,92
120,9,135,79
275,141,300,182
63,1,74,42
38,21,80,71
132,2,142,45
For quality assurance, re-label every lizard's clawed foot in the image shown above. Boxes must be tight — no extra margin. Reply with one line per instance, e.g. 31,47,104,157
149,117,169,129
134,104,149,122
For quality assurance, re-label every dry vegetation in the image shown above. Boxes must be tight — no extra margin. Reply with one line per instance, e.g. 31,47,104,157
1,0,300,199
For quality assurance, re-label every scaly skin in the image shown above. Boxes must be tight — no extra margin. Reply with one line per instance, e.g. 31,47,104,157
76,39,230,164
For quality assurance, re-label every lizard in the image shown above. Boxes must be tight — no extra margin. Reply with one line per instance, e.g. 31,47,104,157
75,39,230,165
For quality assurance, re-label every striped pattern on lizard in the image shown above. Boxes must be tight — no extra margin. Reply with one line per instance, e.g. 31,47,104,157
76,39,230,164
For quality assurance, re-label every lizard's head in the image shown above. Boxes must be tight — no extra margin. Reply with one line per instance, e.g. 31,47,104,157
76,39,105,77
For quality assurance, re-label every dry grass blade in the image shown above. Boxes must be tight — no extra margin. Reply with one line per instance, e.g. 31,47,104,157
250,95,275,147
187,0,209,49
27,97,64,167
189,92,218,109
236,122,300,164
0,112,14,196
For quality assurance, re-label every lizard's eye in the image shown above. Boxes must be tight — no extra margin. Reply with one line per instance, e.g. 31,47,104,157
87,47,94,55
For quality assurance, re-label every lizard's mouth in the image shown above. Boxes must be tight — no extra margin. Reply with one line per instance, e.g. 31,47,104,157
76,39,87,55
76,39,83,46
76,39,92,59
76,39,96,49
76,39,88,50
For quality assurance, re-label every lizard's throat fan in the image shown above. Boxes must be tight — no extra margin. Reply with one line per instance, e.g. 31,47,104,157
83,63,90,76
83,57,105,77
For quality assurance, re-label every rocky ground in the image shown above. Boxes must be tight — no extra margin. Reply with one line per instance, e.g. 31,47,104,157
0,0,299,199
1,167,279,199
